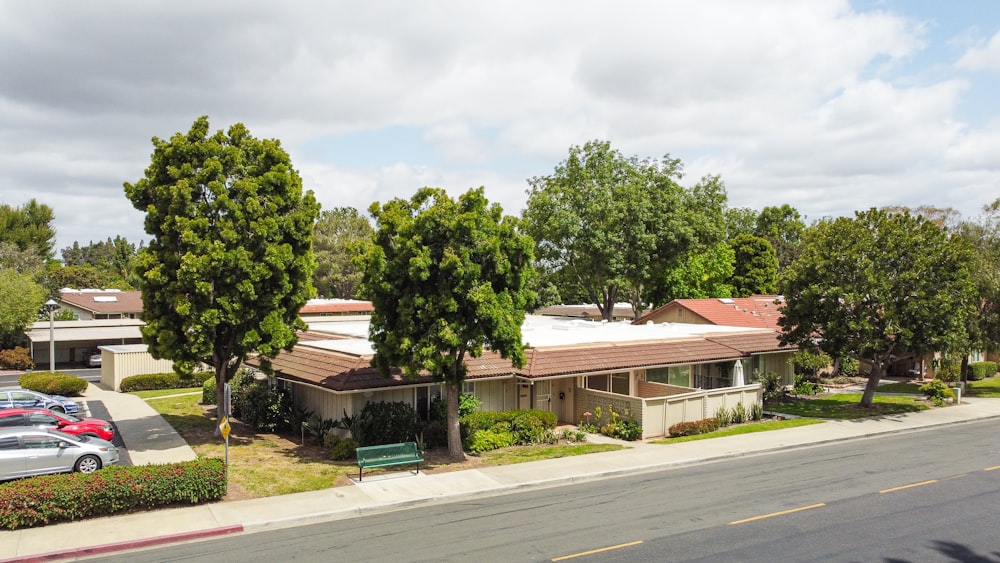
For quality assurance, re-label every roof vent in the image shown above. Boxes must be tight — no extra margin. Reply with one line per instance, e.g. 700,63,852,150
719,298,735,304
93,296,118,302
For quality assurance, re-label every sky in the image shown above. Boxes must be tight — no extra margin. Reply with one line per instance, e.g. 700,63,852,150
2,1,1000,254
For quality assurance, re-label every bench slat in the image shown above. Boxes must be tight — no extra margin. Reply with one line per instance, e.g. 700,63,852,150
356,441,423,481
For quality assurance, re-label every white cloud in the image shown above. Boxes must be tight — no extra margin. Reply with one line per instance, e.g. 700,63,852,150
957,29,1000,71
0,0,996,254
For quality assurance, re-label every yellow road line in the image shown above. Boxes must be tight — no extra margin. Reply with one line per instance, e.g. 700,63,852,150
879,479,938,494
985,465,1000,471
729,503,826,525
552,541,644,561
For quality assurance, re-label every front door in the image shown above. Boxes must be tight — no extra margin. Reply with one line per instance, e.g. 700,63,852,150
535,380,551,413
518,383,531,410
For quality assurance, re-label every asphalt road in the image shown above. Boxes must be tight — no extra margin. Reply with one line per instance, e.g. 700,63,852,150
93,419,1000,562
0,367,101,387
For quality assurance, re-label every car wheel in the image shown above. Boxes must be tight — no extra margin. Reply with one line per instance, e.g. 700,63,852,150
75,455,102,474
49,406,65,413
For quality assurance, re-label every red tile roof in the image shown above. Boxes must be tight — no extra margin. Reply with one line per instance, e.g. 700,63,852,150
300,300,373,315
636,296,785,331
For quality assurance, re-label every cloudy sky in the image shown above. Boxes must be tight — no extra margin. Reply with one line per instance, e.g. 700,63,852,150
2,0,999,253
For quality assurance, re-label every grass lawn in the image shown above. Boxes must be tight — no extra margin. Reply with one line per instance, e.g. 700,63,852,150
145,393,624,499
766,393,929,419
651,418,823,444
132,388,202,400
965,377,1000,397
875,382,924,394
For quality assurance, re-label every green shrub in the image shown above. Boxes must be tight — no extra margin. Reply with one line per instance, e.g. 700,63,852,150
793,374,821,396
460,409,556,436
595,404,642,441
749,402,764,421
0,458,225,530
757,371,784,402
668,419,719,437
969,362,996,381
18,371,88,396
731,402,749,424
323,435,359,461
357,401,421,445
120,371,213,392
837,357,860,376
420,419,448,449
714,406,732,427
234,382,292,433
0,347,34,370
466,428,516,454
430,393,483,421
920,379,955,407
202,377,217,405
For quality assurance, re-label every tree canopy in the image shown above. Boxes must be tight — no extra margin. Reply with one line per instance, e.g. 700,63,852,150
60,236,141,289
0,268,47,349
312,206,372,299
729,234,778,297
0,199,56,262
523,140,726,320
778,208,975,407
357,187,534,460
124,116,319,408
754,204,805,269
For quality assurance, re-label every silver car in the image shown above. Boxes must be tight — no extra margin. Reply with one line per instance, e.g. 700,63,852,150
0,427,119,480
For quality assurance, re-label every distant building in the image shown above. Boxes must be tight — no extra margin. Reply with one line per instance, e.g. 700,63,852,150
56,289,144,320
534,303,635,321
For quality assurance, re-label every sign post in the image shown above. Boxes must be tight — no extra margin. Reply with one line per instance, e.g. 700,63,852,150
220,383,232,492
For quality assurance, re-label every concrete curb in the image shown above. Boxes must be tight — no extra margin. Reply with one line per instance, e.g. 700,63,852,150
0,525,244,563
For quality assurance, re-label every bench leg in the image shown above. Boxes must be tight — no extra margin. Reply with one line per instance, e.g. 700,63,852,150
359,467,362,481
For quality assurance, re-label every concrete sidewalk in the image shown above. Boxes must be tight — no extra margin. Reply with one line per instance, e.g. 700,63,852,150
3,393,1000,562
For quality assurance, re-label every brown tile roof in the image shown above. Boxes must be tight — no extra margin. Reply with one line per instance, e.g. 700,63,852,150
636,296,785,331
57,290,143,314
520,339,744,377
260,330,793,393
534,304,635,320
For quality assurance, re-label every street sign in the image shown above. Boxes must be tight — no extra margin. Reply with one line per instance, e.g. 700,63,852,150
219,416,231,440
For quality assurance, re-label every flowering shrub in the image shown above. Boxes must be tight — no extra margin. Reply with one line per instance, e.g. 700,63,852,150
668,419,719,437
588,404,642,441
0,458,226,530
919,379,955,407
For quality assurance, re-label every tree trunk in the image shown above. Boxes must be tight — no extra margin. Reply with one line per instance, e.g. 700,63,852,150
960,355,970,384
860,360,883,408
445,381,466,461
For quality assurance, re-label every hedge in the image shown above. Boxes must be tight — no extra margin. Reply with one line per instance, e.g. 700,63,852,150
460,409,557,435
0,347,34,370
18,371,88,396
969,362,997,381
0,458,226,530
119,372,214,392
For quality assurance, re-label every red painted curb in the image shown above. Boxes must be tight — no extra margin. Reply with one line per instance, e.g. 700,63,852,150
1,524,244,562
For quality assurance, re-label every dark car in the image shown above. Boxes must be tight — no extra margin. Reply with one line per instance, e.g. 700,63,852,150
0,408,114,441
0,427,119,480
0,388,80,414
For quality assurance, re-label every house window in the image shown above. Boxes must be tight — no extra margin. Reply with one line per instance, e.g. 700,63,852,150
645,367,669,384
668,366,691,387
586,374,610,391
462,381,475,394
611,373,629,395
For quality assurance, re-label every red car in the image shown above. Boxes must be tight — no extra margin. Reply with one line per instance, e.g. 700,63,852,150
0,408,115,441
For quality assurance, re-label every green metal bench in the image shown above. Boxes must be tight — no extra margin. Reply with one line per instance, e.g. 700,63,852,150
356,441,424,481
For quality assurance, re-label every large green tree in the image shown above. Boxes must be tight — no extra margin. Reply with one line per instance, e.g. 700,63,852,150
954,199,1000,380
0,199,57,262
358,187,534,460
729,234,778,297
650,241,734,305
0,268,47,349
60,236,140,288
778,208,975,407
312,207,372,299
523,140,725,320
754,204,805,270
125,116,319,409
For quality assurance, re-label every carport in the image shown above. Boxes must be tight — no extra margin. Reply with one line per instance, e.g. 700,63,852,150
23,319,144,369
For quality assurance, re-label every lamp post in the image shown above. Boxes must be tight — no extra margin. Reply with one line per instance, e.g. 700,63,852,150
44,299,58,372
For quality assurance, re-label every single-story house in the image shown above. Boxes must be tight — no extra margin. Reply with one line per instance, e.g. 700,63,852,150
55,289,144,320
250,315,797,439
635,296,794,386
